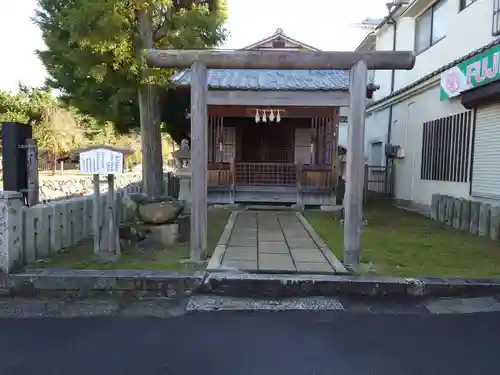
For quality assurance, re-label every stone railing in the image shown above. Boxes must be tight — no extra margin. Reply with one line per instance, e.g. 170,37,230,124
430,194,500,240
39,173,142,202
0,182,142,273
0,173,183,273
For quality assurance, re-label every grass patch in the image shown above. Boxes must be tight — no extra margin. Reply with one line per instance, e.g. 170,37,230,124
32,208,231,271
304,205,500,278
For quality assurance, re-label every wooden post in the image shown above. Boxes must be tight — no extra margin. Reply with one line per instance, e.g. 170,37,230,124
344,60,368,266
190,61,208,262
297,162,303,206
60,160,64,176
137,7,164,199
145,50,416,70
331,109,340,189
107,174,120,256
26,139,39,206
363,165,369,205
92,173,101,254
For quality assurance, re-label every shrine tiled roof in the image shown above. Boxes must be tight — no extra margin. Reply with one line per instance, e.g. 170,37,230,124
171,69,350,91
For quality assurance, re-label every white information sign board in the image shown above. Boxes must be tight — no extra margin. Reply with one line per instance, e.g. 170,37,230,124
79,148,124,175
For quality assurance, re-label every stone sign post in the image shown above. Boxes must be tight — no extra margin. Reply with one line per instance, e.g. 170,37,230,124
79,146,125,262
25,138,39,207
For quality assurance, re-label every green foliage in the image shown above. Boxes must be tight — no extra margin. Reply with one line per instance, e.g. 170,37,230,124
35,0,228,133
0,86,143,164
0,85,57,124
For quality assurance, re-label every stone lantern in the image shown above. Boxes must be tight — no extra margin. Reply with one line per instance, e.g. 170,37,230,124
172,139,191,213
173,139,190,169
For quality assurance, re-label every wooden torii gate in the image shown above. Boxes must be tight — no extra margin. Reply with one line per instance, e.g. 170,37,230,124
145,49,415,266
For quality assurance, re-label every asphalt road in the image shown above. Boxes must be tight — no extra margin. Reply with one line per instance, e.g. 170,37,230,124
0,310,499,375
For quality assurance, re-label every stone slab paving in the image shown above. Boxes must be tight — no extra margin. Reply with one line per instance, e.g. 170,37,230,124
217,211,342,273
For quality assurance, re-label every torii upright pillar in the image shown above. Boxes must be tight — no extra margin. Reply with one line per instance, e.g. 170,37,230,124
190,61,208,261
145,49,416,266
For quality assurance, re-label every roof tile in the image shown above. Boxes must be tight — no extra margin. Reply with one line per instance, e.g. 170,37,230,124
172,69,350,91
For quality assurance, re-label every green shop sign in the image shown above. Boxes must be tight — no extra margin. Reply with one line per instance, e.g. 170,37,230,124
440,44,500,101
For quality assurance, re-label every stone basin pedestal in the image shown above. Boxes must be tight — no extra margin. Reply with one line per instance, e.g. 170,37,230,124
121,193,187,249
176,214,190,243
145,223,179,247
93,251,120,264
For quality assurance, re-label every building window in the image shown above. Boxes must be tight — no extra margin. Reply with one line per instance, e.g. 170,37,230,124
420,111,472,182
415,0,446,54
369,141,383,167
339,116,348,123
493,0,500,36
459,0,477,11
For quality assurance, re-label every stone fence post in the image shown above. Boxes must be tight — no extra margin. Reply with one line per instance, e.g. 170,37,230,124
0,192,24,273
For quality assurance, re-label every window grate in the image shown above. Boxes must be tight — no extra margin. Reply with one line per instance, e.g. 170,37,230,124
493,0,500,36
420,111,472,182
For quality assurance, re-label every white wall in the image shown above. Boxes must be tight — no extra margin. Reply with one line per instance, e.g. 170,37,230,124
338,104,389,164
365,0,494,207
377,84,473,206
372,24,396,100
338,106,349,149
374,0,496,95
365,109,389,163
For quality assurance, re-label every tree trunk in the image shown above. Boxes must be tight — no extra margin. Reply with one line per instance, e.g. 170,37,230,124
137,7,164,198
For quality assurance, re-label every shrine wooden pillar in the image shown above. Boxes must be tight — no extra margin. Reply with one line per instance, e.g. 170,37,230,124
331,108,340,189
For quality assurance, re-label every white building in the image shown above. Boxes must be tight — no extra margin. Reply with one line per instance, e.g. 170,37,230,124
357,0,500,209
337,18,380,151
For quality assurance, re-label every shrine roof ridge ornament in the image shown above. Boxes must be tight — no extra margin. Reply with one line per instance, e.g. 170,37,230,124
145,49,416,70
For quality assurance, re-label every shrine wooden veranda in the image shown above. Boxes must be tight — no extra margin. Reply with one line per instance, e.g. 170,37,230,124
203,107,342,205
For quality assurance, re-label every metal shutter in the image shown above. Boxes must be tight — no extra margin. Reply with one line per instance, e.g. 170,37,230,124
471,103,500,199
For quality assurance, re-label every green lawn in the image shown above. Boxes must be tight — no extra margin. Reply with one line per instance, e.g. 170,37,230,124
32,208,231,271
305,205,500,278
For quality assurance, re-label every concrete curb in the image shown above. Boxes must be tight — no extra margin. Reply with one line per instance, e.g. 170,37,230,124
0,269,204,299
206,211,238,271
201,272,500,300
2,269,500,301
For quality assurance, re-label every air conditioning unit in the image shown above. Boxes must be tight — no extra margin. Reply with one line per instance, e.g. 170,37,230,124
385,144,400,158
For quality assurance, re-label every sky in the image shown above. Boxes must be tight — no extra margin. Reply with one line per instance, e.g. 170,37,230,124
0,0,388,92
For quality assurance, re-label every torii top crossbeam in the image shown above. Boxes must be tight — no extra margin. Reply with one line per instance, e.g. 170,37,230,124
145,49,416,70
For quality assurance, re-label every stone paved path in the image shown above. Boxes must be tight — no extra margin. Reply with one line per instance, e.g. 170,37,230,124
212,211,345,273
